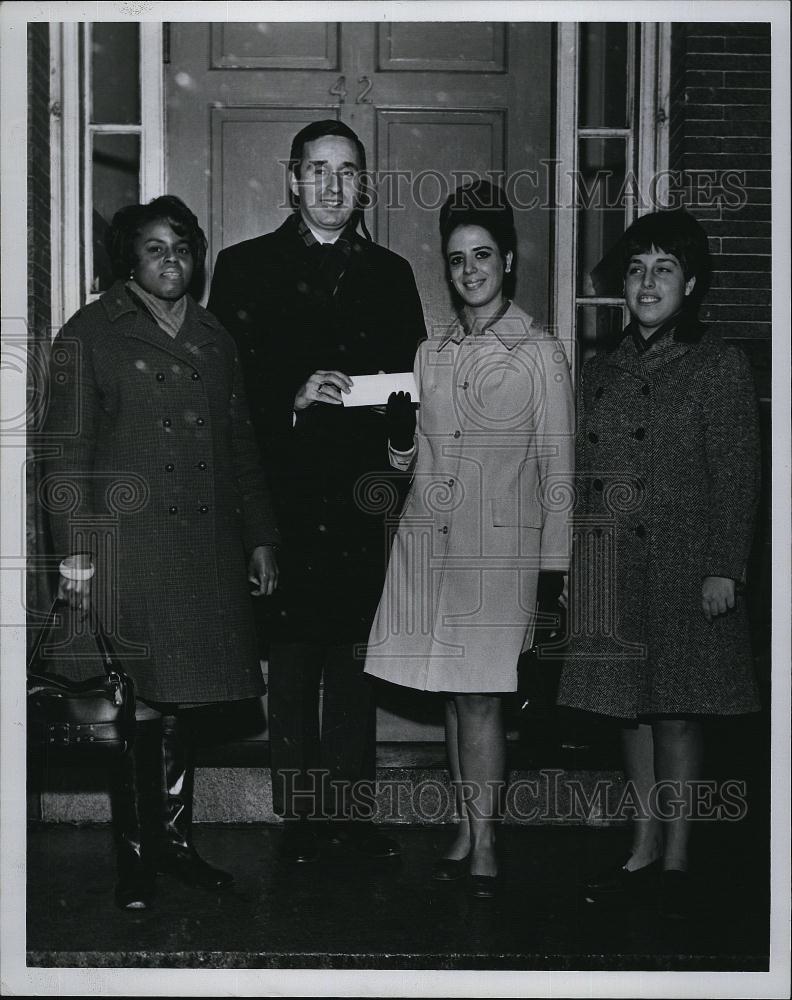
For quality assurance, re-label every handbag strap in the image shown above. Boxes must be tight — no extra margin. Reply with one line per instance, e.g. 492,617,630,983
28,598,123,680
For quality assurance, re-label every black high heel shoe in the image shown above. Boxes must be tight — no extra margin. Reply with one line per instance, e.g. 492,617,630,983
469,873,498,898
431,855,469,881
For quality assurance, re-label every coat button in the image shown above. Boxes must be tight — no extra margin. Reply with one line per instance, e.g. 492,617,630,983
156,373,165,382
191,372,200,381
635,524,646,538
162,418,172,428
641,384,650,396
197,461,207,470
453,430,461,439
588,432,599,444
634,427,646,440
168,505,178,514
593,478,603,492
196,417,205,427
165,463,174,472
199,505,209,513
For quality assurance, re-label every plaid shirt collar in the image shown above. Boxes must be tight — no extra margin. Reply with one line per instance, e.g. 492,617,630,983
296,214,358,248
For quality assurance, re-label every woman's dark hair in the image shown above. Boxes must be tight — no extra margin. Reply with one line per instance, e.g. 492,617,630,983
620,209,712,309
106,195,208,285
439,180,517,299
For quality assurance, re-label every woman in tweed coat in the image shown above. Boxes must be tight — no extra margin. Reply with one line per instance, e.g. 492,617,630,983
365,183,575,895
44,196,280,909
557,210,760,918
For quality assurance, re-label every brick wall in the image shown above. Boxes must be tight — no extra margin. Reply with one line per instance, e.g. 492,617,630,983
669,21,772,670
27,23,53,622
669,22,771,399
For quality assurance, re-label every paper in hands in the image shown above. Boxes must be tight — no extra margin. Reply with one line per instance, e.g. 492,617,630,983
342,372,419,407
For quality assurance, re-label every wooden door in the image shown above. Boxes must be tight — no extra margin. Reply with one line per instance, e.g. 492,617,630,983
166,21,553,328
165,21,553,741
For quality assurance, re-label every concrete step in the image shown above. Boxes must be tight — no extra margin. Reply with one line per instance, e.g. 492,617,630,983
28,741,626,826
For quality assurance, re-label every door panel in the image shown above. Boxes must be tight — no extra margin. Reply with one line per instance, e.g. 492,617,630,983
377,21,506,72
375,109,505,326
211,21,340,70
209,107,327,254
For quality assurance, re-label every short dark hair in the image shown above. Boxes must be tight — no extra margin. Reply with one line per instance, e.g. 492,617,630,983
106,195,208,281
620,209,711,306
288,119,368,213
439,180,517,299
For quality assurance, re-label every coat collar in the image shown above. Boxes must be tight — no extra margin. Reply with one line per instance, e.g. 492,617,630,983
603,327,694,375
100,281,221,362
438,300,535,352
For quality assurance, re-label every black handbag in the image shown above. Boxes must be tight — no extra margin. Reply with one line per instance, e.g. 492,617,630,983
27,599,136,754
518,572,567,711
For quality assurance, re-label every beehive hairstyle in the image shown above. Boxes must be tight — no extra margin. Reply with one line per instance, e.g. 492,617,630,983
439,179,517,300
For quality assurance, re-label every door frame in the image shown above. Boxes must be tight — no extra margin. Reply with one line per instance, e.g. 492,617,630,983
48,21,165,329
48,19,671,347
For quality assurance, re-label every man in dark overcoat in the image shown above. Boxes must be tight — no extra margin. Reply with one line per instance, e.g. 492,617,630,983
208,120,426,862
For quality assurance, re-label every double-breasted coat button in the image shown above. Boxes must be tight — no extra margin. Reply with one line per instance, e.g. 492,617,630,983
634,427,646,440
162,418,172,427
165,463,174,472
588,432,599,443
593,478,604,492
197,461,207,470
453,430,461,439
641,384,650,396
196,417,205,427
635,524,646,538
156,373,166,382
168,505,178,514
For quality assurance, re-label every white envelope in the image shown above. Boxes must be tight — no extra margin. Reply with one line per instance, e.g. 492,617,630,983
342,372,419,407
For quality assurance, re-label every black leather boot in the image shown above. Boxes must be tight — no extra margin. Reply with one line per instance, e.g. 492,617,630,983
155,712,234,889
108,721,160,910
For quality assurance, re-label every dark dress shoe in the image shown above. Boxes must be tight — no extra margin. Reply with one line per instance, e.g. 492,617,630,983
660,869,692,920
281,820,320,864
157,845,234,889
469,873,498,898
114,868,155,910
584,857,660,902
351,827,401,859
324,821,401,859
431,856,469,882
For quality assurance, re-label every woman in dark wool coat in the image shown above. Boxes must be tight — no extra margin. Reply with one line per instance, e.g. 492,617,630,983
44,196,280,910
557,210,761,920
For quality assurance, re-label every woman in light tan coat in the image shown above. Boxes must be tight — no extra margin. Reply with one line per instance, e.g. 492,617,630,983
365,182,574,894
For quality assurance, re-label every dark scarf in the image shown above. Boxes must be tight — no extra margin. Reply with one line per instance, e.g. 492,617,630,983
295,215,358,298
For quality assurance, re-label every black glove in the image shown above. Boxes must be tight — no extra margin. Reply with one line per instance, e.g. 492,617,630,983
386,391,416,451
534,571,567,645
